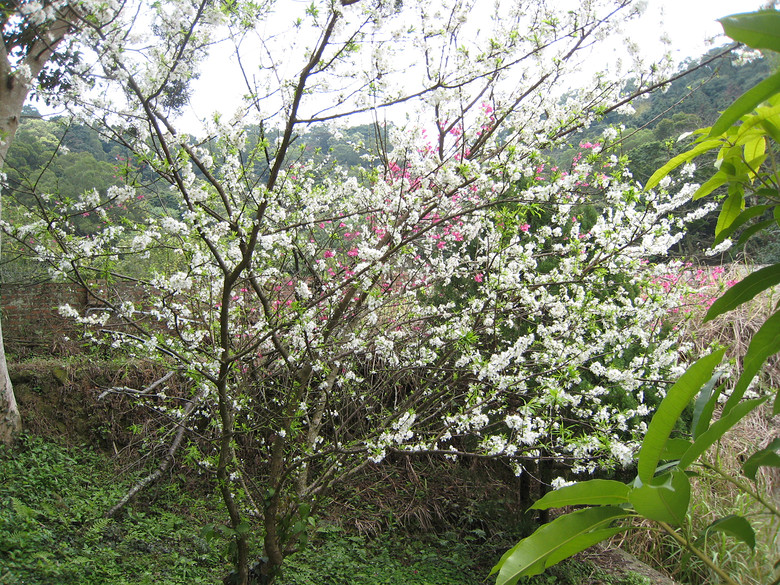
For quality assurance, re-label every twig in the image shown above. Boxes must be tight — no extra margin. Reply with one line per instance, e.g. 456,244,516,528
98,370,176,400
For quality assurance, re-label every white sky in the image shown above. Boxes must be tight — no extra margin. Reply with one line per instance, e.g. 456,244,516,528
179,0,771,133
632,0,770,61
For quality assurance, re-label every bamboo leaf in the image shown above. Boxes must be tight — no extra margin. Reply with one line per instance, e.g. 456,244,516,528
704,265,780,322
531,480,630,510
491,507,630,584
637,349,725,483
742,437,780,481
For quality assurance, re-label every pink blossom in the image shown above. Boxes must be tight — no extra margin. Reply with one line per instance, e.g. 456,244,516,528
474,273,483,283
520,223,530,232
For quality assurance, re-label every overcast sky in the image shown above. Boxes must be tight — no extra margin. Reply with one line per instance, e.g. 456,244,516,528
178,0,772,132
636,0,770,61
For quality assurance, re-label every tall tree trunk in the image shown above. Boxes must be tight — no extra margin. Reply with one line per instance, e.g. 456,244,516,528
0,6,75,445
0,70,28,446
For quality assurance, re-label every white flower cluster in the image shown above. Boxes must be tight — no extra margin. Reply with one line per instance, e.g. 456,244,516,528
4,0,710,496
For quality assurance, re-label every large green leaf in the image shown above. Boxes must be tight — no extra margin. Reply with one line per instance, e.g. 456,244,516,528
742,437,780,481
679,397,768,471
723,310,780,414
629,471,690,526
715,188,745,236
491,507,630,585
531,480,630,510
720,11,780,53
738,219,777,246
704,264,780,322
761,118,780,143
660,438,693,461
637,349,725,483
692,172,728,202
709,70,780,137
713,205,770,246
702,515,756,550
691,372,724,439
644,140,722,191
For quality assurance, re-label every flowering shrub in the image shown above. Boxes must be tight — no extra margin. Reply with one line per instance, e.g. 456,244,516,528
0,1,705,583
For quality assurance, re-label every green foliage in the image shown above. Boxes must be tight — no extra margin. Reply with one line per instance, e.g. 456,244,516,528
0,435,227,584
277,528,482,585
493,9,780,585
491,508,630,584
278,527,646,585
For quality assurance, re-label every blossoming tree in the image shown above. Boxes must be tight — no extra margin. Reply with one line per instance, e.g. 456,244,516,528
2,0,711,582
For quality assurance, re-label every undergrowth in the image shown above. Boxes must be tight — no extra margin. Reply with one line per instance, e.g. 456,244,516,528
0,434,226,585
0,434,652,585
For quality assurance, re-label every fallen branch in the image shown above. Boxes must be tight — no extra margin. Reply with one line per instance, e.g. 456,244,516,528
105,382,207,518
98,370,176,400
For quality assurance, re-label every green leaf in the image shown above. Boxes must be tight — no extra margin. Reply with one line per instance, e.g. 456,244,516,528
723,310,780,413
743,135,766,164
720,11,780,52
629,471,690,526
703,515,756,550
713,205,769,245
709,70,780,137
679,398,768,470
742,437,780,481
660,438,693,461
637,349,725,483
692,172,728,201
715,189,744,236
531,480,630,510
644,140,722,191
692,376,725,440
704,265,780,322
760,118,780,144
737,219,777,247
491,507,630,584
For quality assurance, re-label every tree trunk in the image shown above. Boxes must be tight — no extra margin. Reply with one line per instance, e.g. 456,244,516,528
0,67,28,446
